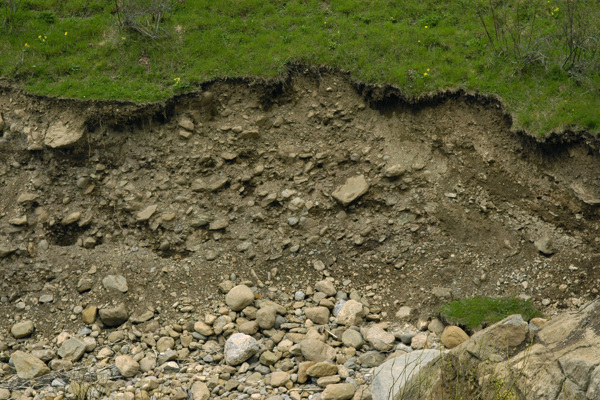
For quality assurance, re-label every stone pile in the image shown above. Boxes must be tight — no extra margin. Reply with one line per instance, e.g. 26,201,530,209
0,278,466,400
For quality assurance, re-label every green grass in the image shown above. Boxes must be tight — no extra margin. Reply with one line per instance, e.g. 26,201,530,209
1,0,599,135
439,297,542,330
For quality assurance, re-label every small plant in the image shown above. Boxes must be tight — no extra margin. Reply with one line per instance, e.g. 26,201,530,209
439,296,542,330
114,0,178,39
2,0,22,28
37,9,56,24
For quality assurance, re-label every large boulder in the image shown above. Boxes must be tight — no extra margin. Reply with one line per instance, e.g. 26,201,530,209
391,301,600,400
224,333,259,366
371,349,441,400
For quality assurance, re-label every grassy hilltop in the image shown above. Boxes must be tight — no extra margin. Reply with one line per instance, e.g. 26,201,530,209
1,0,599,135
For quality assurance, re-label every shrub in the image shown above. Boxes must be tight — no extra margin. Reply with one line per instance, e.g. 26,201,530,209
2,0,22,28
439,296,542,330
114,0,178,39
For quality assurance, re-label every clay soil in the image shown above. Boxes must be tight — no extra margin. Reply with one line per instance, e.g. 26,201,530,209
1,69,600,337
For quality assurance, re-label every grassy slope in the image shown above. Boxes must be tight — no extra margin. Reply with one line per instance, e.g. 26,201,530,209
1,0,599,135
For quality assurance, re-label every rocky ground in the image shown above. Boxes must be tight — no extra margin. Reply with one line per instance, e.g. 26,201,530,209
1,69,600,399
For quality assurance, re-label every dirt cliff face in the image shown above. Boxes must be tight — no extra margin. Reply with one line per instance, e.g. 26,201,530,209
1,69,599,336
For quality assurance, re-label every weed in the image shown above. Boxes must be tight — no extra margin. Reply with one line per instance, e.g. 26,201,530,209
439,297,542,331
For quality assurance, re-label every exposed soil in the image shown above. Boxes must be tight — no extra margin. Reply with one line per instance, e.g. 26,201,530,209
1,68,600,338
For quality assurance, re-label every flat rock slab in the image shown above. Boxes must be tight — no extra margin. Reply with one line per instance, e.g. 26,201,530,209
371,349,441,400
332,175,369,206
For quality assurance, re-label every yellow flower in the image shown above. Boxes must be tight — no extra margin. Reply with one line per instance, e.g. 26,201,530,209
554,7,559,12
121,37,126,40
64,32,68,36
24,43,29,47
324,21,327,24
427,68,430,71
44,36,47,39
425,25,428,29
418,40,421,43
424,72,428,76
38,35,41,39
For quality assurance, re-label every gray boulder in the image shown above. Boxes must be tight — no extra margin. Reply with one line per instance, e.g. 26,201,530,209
224,333,259,366
371,349,441,400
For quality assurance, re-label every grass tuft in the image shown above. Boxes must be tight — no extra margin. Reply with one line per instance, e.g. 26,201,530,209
439,296,542,331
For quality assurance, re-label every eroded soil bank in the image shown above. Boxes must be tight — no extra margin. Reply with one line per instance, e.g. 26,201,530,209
1,69,600,336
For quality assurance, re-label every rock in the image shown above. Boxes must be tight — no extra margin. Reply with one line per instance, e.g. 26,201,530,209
535,236,555,256
428,318,445,335
44,120,85,148
305,306,330,325
371,349,441,400
193,321,214,336
99,303,129,327
431,287,452,301
315,280,337,296
17,193,39,205
224,333,259,366
192,176,229,192
440,326,469,349
130,308,154,323
358,351,386,368
11,320,34,338
322,383,356,400
190,381,210,400
256,306,277,329
270,371,290,387
82,305,97,324
209,219,228,230
395,306,413,320
137,205,158,222
0,244,15,258
332,175,370,206
102,275,128,292
260,350,280,365
307,361,338,377
11,351,51,379
384,164,406,178
298,361,315,384
0,388,9,400
157,337,175,352
239,321,259,335
178,116,195,131
336,300,366,326
297,339,336,362
139,357,156,373
62,211,81,225
32,349,55,362
342,329,364,349
410,332,428,350
365,325,396,352
57,337,86,362
115,355,139,378
225,285,255,311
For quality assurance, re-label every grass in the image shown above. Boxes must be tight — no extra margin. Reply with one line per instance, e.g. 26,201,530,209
439,296,542,331
1,0,599,135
